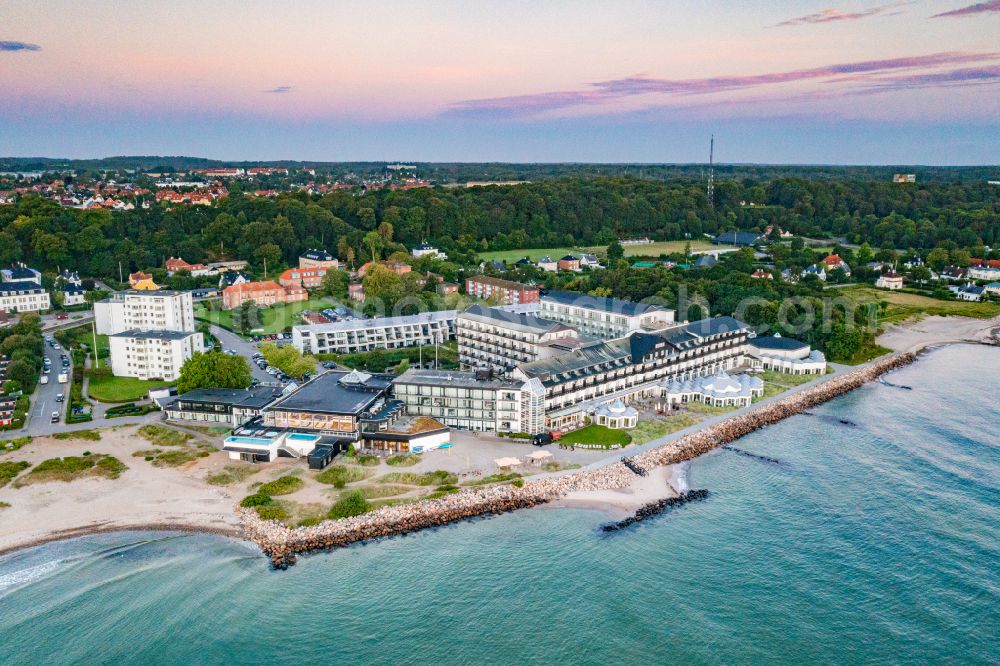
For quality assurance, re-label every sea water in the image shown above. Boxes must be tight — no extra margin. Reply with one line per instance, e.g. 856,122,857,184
0,344,997,664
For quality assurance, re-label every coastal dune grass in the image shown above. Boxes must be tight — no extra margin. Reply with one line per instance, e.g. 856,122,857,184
205,464,260,486
258,475,305,496
385,454,420,467
0,461,30,487
377,470,458,486
52,429,102,441
14,454,126,486
138,425,191,447
315,465,372,488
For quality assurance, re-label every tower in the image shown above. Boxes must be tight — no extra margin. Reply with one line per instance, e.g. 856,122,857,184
707,134,715,209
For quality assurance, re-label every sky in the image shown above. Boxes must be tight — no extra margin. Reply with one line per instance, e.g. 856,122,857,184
2,0,999,164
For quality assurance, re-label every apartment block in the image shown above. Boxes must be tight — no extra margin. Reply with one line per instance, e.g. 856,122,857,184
292,310,456,355
465,275,540,305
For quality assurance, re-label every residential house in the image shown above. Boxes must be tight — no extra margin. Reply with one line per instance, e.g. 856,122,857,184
347,282,365,302
557,255,581,272
803,265,827,281
750,269,773,280
219,271,251,289
299,248,340,270
278,267,328,290
822,254,851,276
579,254,603,269
537,256,558,272
954,284,985,302
875,271,904,290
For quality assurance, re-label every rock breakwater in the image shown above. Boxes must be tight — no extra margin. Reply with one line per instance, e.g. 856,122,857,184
600,489,710,532
242,352,915,567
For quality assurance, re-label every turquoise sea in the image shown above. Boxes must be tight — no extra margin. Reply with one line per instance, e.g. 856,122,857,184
1,344,997,664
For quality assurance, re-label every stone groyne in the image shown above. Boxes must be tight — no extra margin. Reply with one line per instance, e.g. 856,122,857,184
600,489,710,532
243,352,915,567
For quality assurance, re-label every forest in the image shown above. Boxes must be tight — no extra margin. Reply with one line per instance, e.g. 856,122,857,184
1,175,998,283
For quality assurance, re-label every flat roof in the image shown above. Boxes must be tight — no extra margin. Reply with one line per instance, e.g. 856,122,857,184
175,386,282,409
541,290,664,317
266,370,390,415
111,329,196,341
294,310,456,335
749,335,809,351
394,368,524,390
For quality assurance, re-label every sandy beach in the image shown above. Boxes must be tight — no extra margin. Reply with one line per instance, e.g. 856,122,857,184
0,426,243,555
877,314,1000,353
551,464,685,516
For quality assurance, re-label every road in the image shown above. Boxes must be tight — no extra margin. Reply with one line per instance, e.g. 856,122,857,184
25,339,72,435
209,325,272,383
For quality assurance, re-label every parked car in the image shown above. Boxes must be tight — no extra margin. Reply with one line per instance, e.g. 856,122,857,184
40,375,49,385
56,313,68,320
50,412,59,423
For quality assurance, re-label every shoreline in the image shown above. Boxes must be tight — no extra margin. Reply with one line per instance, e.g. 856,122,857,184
0,522,244,559
3,333,997,564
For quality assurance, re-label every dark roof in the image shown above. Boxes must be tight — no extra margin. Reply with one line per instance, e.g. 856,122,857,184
266,370,390,415
461,304,568,335
300,248,334,261
541,289,661,317
750,335,809,351
560,255,578,261
4,266,38,280
715,231,762,246
0,282,44,295
176,386,282,409
220,271,251,286
683,316,748,338
62,284,86,294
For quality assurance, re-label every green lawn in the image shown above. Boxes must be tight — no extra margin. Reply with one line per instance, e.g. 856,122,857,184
86,372,173,402
57,324,110,361
560,424,632,448
629,413,703,445
477,240,729,264
196,296,341,335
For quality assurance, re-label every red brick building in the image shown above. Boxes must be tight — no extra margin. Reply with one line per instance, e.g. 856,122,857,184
222,280,307,310
464,275,540,305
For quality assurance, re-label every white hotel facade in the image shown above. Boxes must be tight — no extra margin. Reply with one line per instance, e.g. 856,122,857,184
539,290,675,340
292,311,456,355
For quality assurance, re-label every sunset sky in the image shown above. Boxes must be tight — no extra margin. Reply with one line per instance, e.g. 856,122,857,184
2,1,999,163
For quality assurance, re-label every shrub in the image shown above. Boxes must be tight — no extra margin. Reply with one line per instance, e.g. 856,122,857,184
328,490,370,519
205,464,259,486
355,455,379,466
255,504,289,522
240,493,273,508
511,478,525,488
385,454,419,467
297,516,323,527
258,475,304,496
0,501,10,508
95,456,127,479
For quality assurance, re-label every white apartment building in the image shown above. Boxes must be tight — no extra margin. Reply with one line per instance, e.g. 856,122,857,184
94,290,196,335
392,369,546,434
539,290,675,340
292,310,456,355
108,330,205,381
457,304,582,372
0,283,50,313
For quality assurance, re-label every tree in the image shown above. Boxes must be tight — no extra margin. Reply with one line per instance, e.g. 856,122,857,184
177,352,253,394
232,300,262,334
259,342,316,379
6,359,36,388
362,231,383,262
606,242,624,263
320,268,349,298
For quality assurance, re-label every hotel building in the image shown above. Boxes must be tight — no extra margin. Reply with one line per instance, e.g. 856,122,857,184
0,282,50,313
392,369,546,434
456,304,583,372
292,310,456,355
512,316,750,430
539,290,675,340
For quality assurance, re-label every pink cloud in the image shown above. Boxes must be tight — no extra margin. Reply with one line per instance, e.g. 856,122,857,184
931,0,1000,17
774,2,910,27
449,51,1000,116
